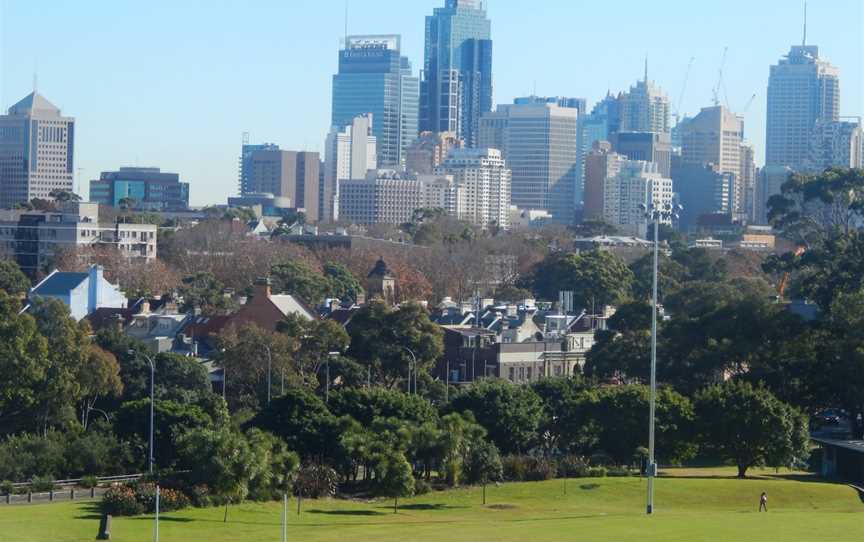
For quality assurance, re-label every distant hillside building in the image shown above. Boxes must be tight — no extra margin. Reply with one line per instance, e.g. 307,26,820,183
602,160,673,237
338,170,459,225
89,167,190,211
0,201,157,278
806,119,863,171
28,265,126,321
405,131,463,175
0,92,75,208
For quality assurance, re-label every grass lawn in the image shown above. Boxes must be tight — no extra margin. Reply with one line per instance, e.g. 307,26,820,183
1,468,861,541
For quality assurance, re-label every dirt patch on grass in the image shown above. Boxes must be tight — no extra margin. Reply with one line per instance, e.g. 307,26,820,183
486,504,517,510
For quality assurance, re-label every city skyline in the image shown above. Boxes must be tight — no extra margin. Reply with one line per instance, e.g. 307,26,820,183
0,0,861,206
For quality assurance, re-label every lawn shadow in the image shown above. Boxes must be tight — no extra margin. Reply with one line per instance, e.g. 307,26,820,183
306,509,386,516
130,515,195,523
397,503,466,511
579,483,600,490
73,502,104,520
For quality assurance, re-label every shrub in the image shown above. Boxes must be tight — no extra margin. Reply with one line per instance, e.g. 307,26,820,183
79,475,99,489
413,478,432,496
294,464,338,499
134,484,190,513
557,455,590,478
524,457,557,482
607,467,632,477
29,476,55,492
0,480,14,496
587,466,607,478
102,485,144,516
188,484,213,508
501,455,526,482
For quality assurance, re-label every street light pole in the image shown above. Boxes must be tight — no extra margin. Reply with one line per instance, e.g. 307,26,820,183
130,349,156,474
402,347,417,395
265,345,273,406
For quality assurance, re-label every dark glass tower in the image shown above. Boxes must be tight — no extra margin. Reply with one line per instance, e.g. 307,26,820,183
421,0,492,147
331,35,418,167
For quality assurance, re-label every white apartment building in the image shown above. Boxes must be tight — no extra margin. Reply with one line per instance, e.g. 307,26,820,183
0,201,157,277
323,115,377,222
435,148,511,229
603,160,673,237
338,170,460,225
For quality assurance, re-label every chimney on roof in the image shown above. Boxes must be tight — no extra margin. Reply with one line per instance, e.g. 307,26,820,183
254,277,272,298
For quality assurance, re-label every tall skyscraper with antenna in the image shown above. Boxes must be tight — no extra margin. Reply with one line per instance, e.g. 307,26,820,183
765,8,840,170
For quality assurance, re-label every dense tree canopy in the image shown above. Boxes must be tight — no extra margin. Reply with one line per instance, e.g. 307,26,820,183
529,250,634,307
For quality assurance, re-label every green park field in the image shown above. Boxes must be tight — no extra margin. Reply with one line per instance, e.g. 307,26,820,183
1,468,861,542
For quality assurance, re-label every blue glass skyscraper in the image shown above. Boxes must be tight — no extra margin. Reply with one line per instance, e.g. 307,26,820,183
331,35,418,167
421,0,492,147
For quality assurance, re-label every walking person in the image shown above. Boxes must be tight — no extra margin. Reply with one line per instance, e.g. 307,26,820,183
759,492,768,512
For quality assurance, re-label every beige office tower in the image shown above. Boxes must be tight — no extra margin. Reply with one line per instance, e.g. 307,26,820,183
680,105,745,220
617,75,671,134
0,92,75,208
323,115,377,221
740,143,757,223
583,141,625,221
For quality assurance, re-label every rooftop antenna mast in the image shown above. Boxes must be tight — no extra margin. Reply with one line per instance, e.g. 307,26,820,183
644,55,648,83
802,1,807,46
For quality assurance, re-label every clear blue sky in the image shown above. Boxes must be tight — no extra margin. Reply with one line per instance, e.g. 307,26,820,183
1,0,861,206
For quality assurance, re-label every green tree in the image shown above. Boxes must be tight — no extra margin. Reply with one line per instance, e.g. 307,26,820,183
531,377,596,454
179,272,237,315
629,253,687,302
694,381,809,478
0,260,30,295
327,387,438,428
323,262,364,304
115,399,225,470
277,314,349,390
450,379,544,455
177,427,260,521
245,428,300,500
438,412,487,486
530,250,634,307
0,292,49,435
270,260,332,306
590,385,696,466
346,301,444,390
375,450,415,513
216,323,298,411
251,387,339,462
462,440,503,505
78,346,123,430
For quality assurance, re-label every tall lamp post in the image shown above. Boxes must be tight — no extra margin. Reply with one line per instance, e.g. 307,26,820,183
402,346,417,395
129,349,156,474
639,202,681,516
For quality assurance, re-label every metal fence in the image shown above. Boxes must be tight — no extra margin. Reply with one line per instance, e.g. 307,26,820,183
1,474,143,506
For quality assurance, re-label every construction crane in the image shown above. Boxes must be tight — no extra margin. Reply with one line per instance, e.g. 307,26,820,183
673,56,695,125
712,47,728,107
741,93,757,114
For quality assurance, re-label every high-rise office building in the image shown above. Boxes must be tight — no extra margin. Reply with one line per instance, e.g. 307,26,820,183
332,35,418,167
583,141,625,221
617,74,671,134
323,115,377,222
766,45,839,170
740,143,757,223
611,132,672,178
0,92,74,208
806,119,863,171
435,148,511,229
602,160,673,237
238,144,320,221
671,159,733,230
421,0,492,147
89,167,190,211
478,102,579,223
